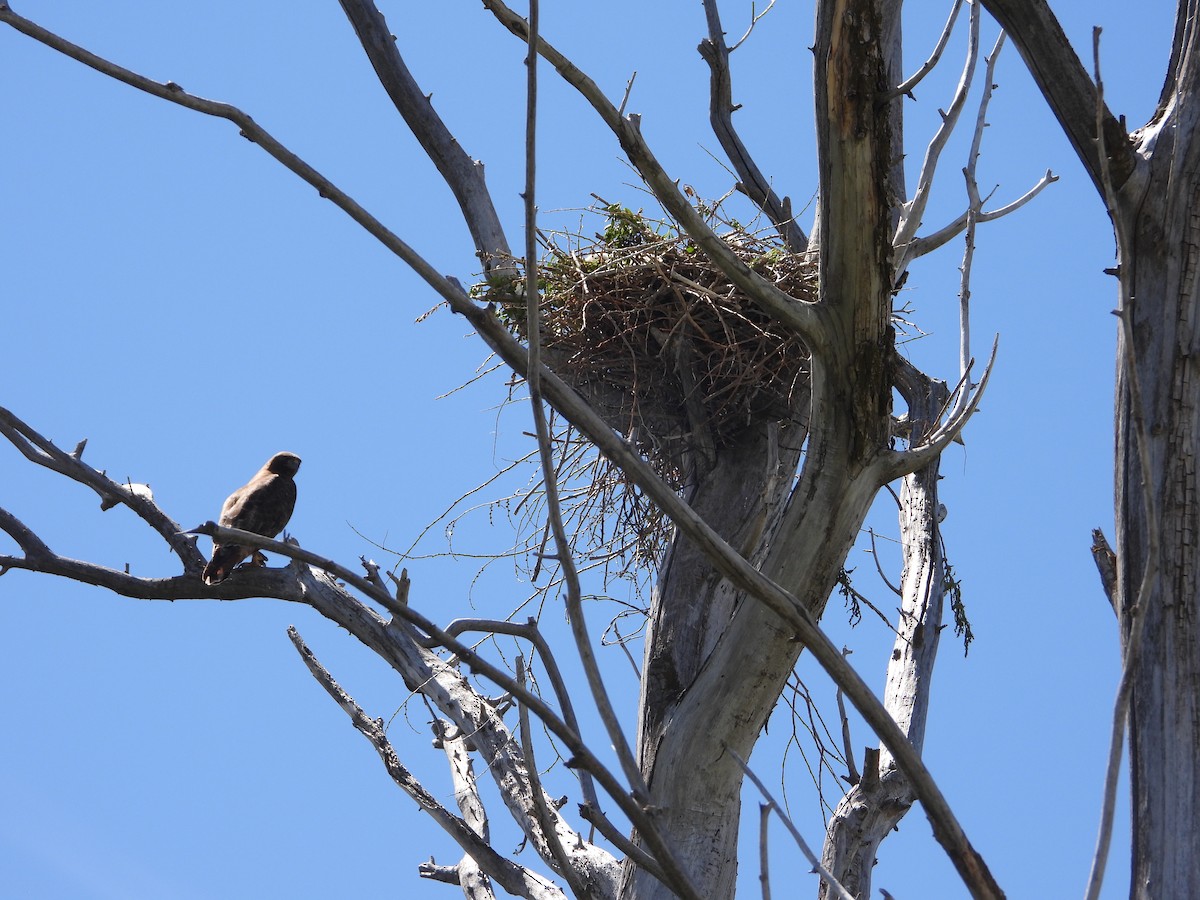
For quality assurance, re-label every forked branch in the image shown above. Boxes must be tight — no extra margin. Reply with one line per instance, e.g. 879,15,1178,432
288,626,563,900
699,0,807,251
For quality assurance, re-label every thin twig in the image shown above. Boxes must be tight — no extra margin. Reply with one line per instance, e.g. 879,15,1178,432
892,0,981,274
1084,29,1154,900
730,0,777,52
517,654,587,898
890,0,966,99
728,747,855,900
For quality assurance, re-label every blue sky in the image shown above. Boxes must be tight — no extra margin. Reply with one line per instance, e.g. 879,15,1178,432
0,2,1176,898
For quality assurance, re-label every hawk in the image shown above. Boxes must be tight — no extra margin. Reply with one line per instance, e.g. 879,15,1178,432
202,451,301,585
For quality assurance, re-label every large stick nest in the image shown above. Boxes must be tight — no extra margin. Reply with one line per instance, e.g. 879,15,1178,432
499,206,815,486
481,205,816,591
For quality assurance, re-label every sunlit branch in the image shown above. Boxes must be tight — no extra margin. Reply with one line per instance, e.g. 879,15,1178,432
908,168,1059,259
729,0,777,52
517,655,588,898
287,627,563,900
443,617,601,837
890,0,965,99
892,0,981,276
699,0,806,251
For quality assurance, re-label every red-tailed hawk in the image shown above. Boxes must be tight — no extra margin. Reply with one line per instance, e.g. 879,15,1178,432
202,451,301,585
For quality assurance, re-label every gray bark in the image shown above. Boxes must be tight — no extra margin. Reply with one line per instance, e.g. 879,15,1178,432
820,371,949,899
1115,59,1200,897
620,1,908,897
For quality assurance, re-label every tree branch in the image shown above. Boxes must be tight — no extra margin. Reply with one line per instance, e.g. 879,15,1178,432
434,718,500,900
0,406,204,571
287,626,562,900
908,168,1059,259
979,0,1135,195
334,0,514,275
517,656,589,899
444,618,601,818
891,0,966,99
698,0,807,251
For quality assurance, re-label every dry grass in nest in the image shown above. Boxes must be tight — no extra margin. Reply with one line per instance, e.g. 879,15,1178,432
486,205,816,590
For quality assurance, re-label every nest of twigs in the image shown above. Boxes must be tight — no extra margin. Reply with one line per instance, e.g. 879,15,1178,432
501,206,814,477
485,204,816,589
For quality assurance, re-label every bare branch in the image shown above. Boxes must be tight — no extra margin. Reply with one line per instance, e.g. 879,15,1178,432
757,803,772,900
892,0,981,275
335,0,513,275
883,336,999,480
729,748,855,900
434,719,499,900
699,0,807,251
979,0,1136,195
908,168,1059,259
444,617,600,815
0,507,51,561
287,626,564,900
891,0,965,99
517,656,587,899
0,406,204,570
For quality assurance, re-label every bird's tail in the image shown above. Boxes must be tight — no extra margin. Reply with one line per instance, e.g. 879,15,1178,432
202,545,244,585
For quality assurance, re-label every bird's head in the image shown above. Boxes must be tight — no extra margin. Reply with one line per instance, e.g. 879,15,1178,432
266,452,301,477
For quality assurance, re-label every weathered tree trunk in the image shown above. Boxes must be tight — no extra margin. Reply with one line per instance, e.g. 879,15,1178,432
619,2,903,897
820,371,948,899
1114,43,1200,895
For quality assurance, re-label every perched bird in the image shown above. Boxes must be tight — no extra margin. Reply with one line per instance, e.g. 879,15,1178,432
202,451,301,585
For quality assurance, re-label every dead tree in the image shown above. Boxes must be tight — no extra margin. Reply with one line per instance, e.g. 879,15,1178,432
0,2,1099,897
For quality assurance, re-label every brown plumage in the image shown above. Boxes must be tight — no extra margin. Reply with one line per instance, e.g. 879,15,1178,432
202,451,301,585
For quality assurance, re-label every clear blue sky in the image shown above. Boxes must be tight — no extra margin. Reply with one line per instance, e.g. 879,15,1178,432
0,2,1175,898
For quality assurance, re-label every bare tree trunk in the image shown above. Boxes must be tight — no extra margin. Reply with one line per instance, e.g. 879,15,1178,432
620,1,904,897
1115,40,1200,893
820,370,948,899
